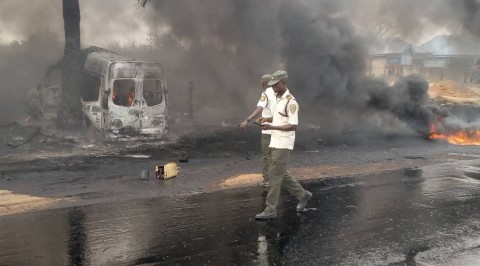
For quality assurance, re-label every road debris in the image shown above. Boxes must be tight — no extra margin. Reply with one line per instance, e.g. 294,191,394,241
5,125,41,148
155,162,178,180
179,152,189,163
141,169,149,180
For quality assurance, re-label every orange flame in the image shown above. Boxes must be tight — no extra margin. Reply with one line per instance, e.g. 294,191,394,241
429,122,480,145
112,88,135,107
127,89,135,106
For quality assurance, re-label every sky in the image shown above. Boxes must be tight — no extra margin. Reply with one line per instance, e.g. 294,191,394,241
0,0,469,47
0,0,152,46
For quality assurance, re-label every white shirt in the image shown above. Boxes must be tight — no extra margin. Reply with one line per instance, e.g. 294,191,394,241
256,87,275,134
269,89,299,150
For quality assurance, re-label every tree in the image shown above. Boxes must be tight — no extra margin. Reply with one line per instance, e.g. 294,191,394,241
44,0,83,128
56,0,83,128
48,0,149,128
352,15,398,40
347,0,398,40
63,0,81,54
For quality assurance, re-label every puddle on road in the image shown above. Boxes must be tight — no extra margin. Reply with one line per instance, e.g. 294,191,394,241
2,159,480,265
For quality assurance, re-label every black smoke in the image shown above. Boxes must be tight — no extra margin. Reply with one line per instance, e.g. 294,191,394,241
278,1,448,136
142,0,283,122
142,0,449,135
3,0,479,136
368,75,448,135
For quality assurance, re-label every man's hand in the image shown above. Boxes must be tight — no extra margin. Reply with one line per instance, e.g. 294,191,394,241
257,117,272,124
260,123,273,130
239,120,248,129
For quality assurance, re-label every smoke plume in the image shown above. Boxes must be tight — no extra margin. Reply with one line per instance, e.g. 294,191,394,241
345,0,480,43
143,0,451,136
1,0,479,137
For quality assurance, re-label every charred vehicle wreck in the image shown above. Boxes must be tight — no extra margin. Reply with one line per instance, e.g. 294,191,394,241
79,50,168,140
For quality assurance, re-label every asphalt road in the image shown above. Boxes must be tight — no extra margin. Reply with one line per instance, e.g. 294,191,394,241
2,156,480,265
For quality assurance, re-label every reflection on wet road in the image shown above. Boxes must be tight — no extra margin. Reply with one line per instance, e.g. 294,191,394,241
3,160,480,265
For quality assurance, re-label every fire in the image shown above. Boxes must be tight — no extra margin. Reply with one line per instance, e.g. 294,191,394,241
127,89,135,106
429,122,480,145
112,87,135,107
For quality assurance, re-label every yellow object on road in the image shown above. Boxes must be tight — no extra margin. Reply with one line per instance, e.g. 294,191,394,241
156,162,178,180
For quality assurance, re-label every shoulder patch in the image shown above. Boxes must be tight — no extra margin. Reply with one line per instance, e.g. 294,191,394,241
286,94,293,100
289,103,297,114
260,95,266,102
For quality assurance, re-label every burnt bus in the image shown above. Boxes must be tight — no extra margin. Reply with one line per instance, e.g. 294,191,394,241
80,51,168,140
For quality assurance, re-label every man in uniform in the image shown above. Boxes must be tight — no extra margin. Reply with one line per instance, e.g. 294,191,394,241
255,70,312,219
240,74,276,187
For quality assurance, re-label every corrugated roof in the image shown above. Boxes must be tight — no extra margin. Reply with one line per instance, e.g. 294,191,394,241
419,35,480,56
370,37,425,55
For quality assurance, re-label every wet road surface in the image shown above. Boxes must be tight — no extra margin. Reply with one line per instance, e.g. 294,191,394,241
2,159,480,265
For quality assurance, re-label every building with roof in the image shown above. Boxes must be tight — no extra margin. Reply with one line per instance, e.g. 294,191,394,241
367,35,480,83
367,37,428,78
419,35,480,82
